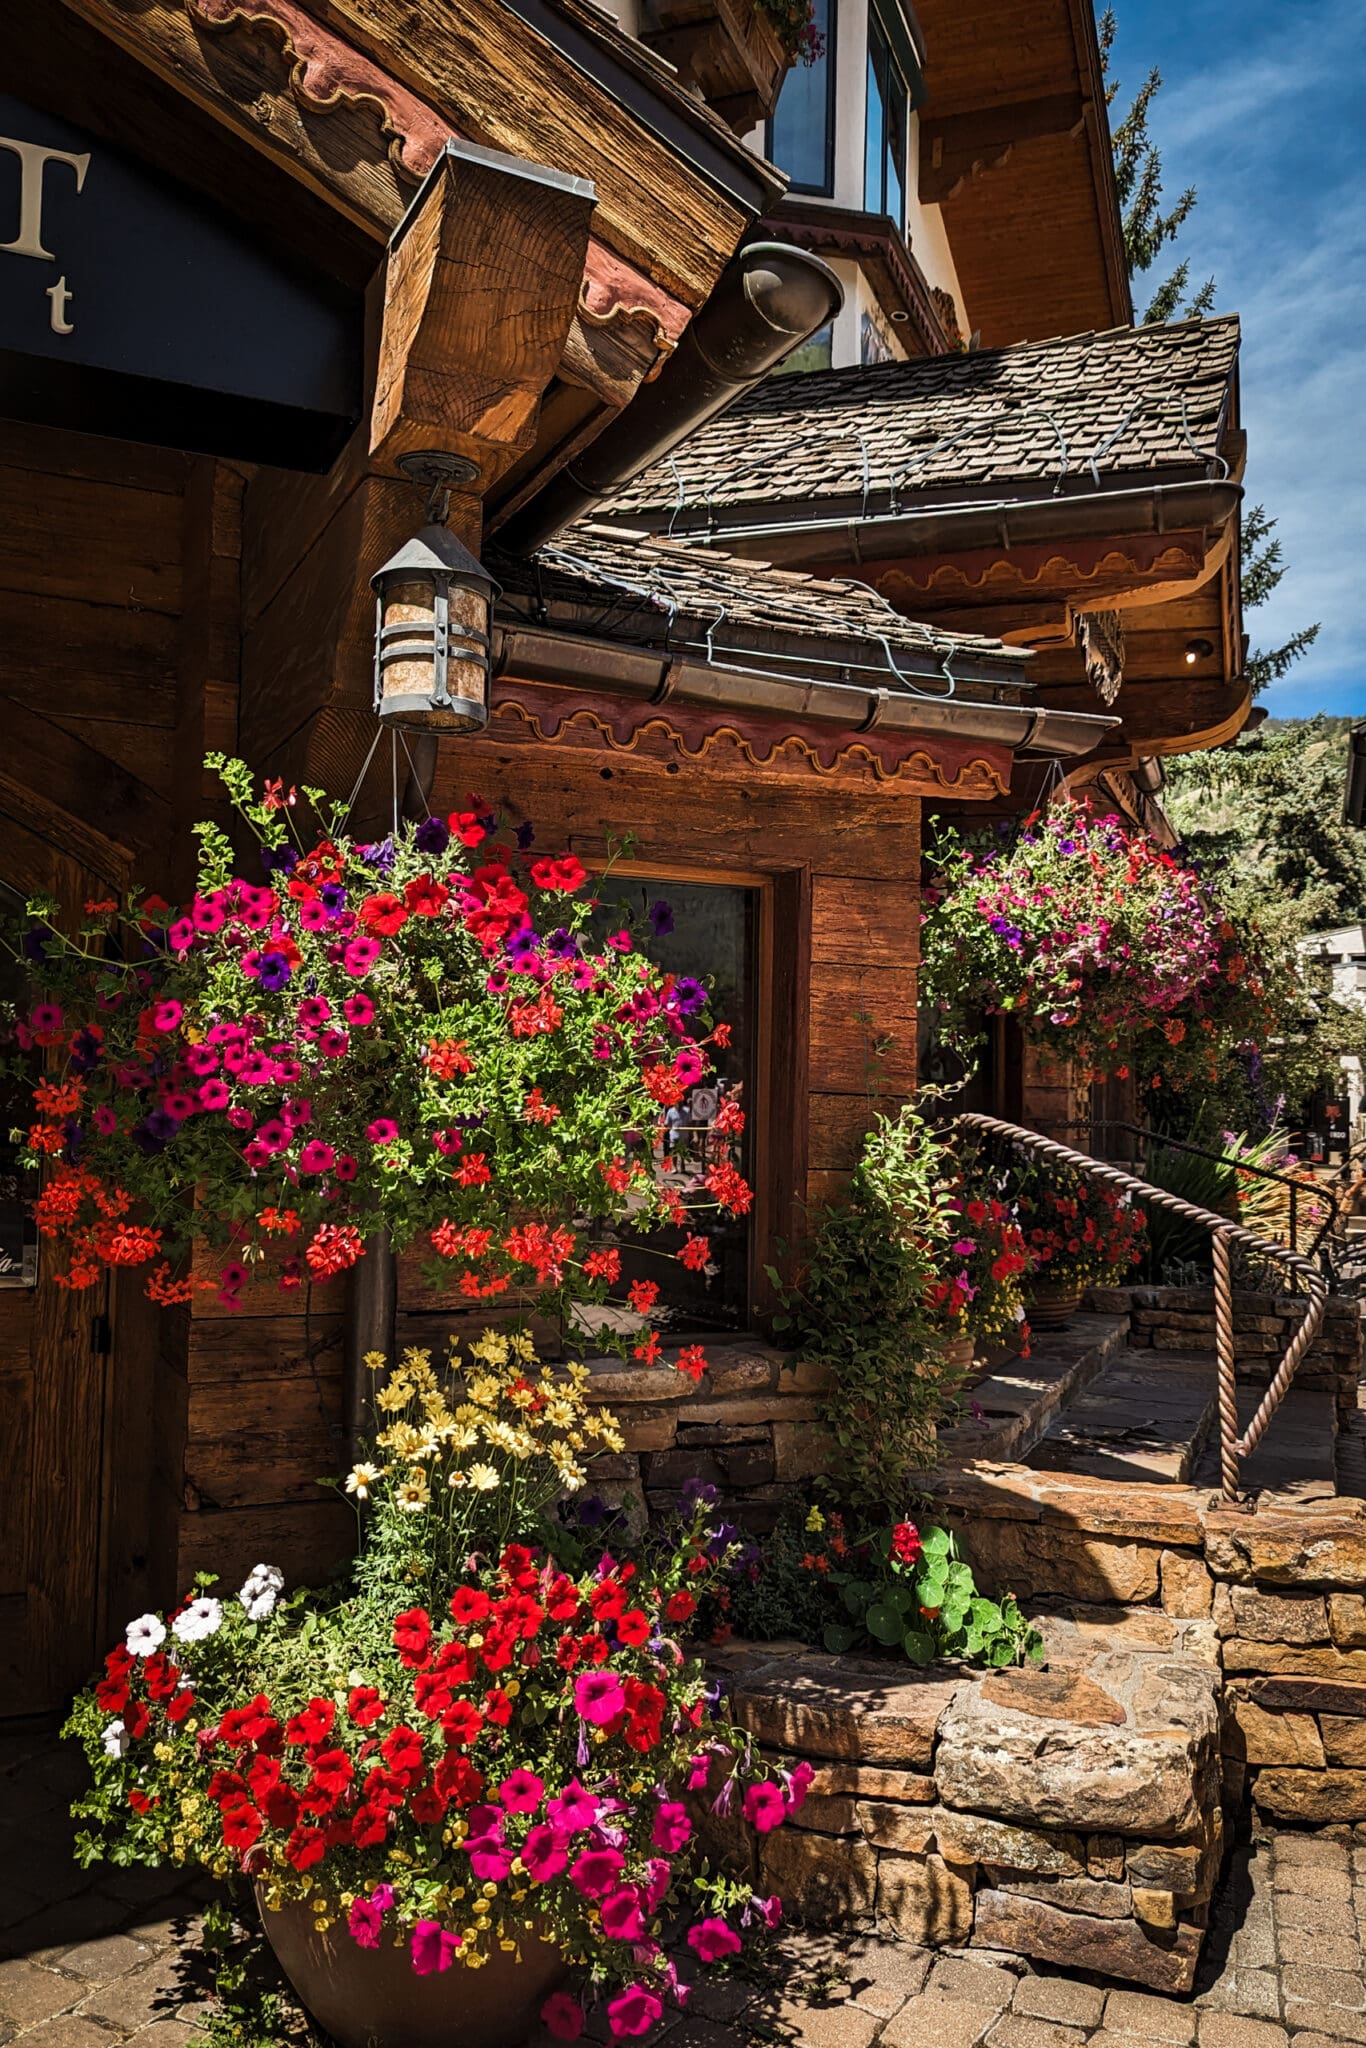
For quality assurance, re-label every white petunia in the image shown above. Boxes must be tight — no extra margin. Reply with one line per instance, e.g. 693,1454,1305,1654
171,1596,223,1645
102,1719,130,1758
238,1562,284,1621
125,1613,166,1658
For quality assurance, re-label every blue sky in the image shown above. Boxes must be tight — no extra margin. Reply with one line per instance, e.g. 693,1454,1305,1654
1106,0,1365,717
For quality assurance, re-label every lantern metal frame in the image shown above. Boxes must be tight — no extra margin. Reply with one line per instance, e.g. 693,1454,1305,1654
370,523,498,730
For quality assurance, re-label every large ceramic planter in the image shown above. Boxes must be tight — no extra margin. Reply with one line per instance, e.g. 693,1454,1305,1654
639,0,789,131
256,1891,566,2048
1026,1280,1083,1330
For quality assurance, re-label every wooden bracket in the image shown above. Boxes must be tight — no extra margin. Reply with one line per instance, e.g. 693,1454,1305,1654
370,141,598,484
919,93,1085,205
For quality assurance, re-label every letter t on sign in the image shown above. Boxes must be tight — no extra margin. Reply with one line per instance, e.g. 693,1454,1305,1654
0,136,90,261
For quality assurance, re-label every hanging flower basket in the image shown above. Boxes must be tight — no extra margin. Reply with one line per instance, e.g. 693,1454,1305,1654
2,757,750,1378
639,0,810,130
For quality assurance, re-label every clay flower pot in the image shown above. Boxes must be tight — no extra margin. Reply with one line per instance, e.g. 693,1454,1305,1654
1026,1279,1083,1330
939,1332,975,1375
256,1891,567,2048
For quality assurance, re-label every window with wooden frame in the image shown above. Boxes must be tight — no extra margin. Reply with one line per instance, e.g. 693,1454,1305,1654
582,866,771,1339
765,0,837,196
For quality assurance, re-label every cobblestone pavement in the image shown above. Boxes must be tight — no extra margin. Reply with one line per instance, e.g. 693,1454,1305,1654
6,1732,1366,2048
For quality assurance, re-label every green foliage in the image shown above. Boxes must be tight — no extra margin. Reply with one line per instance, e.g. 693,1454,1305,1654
714,1501,1042,1670
1165,718,1366,935
771,1103,961,1506
1097,6,1213,323
1136,1128,1324,1278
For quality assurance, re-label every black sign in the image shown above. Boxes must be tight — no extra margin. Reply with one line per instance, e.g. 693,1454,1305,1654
0,96,364,469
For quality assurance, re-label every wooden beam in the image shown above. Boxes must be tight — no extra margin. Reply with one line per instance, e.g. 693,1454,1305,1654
919,92,1086,205
371,145,596,482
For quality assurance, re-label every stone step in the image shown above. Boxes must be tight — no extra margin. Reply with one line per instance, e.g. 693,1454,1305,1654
937,1314,1128,1463
1189,1383,1340,1503
1025,1345,1218,1484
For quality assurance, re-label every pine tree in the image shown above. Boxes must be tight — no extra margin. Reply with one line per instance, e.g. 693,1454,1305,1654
1241,504,1321,699
1097,7,1214,324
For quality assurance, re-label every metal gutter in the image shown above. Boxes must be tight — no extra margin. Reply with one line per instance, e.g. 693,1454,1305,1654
612,477,1244,568
491,621,1119,758
494,243,844,553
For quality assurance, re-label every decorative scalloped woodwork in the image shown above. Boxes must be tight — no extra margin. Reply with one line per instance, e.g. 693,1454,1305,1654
488,687,1011,796
871,536,1210,610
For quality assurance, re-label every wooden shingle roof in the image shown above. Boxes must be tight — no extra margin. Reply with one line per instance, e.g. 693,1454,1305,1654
604,315,1241,524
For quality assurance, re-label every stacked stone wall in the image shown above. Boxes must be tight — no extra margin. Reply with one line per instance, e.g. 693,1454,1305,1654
584,1342,828,1531
1094,1285,1361,1417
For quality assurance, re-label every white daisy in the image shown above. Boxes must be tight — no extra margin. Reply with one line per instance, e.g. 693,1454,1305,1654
345,1463,382,1499
467,1463,500,1492
171,1596,222,1644
125,1613,166,1658
102,1719,129,1758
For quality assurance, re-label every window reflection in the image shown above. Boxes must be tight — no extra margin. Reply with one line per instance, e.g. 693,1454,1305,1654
768,0,834,194
584,878,756,1339
864,4,910,230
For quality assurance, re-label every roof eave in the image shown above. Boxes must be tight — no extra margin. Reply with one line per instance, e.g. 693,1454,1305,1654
491,619,1117,759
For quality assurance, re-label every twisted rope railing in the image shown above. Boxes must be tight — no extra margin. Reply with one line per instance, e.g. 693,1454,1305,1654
956,1113,1329,1503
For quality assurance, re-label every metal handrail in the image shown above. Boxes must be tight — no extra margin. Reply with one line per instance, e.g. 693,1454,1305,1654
1064,1118,1340,1264
956,1112,1329,1503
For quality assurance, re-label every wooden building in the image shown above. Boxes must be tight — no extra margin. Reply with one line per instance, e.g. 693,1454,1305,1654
2,0,1245,1717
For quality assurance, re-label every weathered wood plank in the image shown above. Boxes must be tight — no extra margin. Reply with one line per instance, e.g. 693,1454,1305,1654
0,463,182,614
811,872,920,966
185,1371,345,1508
178,1499,355,1594
808,961,918,1095
189,1314,345,1386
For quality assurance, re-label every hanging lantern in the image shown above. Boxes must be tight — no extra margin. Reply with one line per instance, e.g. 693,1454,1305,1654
371,524,496,731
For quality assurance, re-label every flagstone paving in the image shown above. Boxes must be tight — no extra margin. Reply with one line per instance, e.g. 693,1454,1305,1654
7,1732,1366,2048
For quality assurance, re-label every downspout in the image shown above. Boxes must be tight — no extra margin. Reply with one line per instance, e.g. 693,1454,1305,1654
494,242,844,554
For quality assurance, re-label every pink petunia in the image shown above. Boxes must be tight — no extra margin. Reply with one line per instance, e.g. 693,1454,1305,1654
651,1801,691,1854
753,1895,783,1931
318,1031,350,1058
366,1118,400,1146
343,992,375,1026
343,937,381,978
522,1824,569,1884
152,1000,182,1032
573,1670,625,1725
497,1768,543,1815
348,1897,383,1949
570,1846,624,1900
299,1139,336,1175
546,1781,599,1834
600,1888,646,1942
198,1081,230,1112
607,1987,661,2038
742,1782,786,1834
687,1917,742,1963
92,1106,118,1135
785,1760,814,1813
542,1993,585,2041
410,1920,461,1975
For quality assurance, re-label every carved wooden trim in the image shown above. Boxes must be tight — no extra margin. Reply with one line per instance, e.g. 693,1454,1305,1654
190,0,450,177
488,685,1011,796
873,537,1209,608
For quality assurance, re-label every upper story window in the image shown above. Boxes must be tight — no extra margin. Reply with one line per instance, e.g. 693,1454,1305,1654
766,0,836,194
863,2,910,228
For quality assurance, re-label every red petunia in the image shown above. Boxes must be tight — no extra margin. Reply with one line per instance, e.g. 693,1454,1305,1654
393,1607,433,1669
348,1685,385,1727
616,1609,650,1647
359,892,408,936
285,1824,326,1871
440,1699,484,1746
450,1587,491,1627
